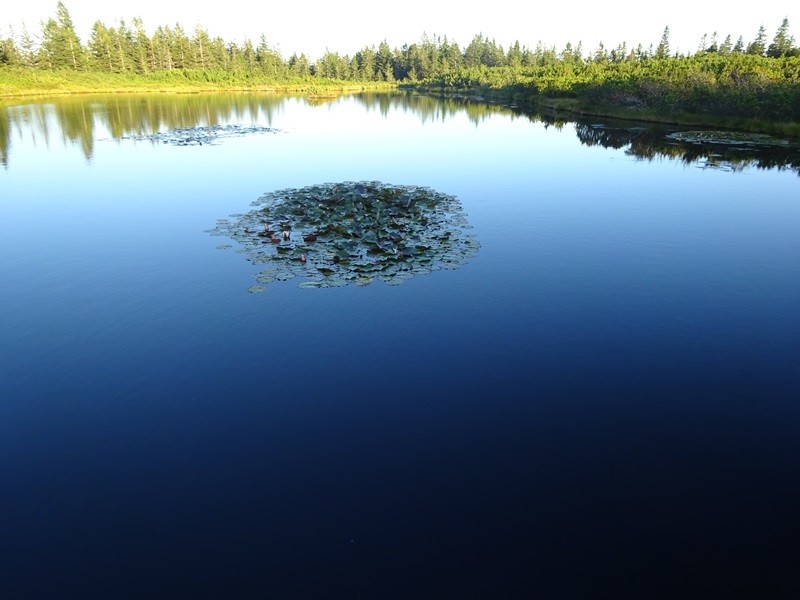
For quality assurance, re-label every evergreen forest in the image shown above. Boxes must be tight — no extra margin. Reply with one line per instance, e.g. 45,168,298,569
1,3,799,129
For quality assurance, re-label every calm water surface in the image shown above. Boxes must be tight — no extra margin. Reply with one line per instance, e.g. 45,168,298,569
1,93,799,597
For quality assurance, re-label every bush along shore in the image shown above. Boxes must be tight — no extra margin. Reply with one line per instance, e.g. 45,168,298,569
411,54,800,139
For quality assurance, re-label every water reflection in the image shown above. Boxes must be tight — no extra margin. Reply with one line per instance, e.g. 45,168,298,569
1,92,799,173
0,107,9,168
0,93,291,166
356,91,524,125
573,122,800,174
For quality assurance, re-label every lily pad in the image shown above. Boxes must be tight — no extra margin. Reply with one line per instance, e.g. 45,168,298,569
209,181,480,292
665,130,789,147
124,124,281,146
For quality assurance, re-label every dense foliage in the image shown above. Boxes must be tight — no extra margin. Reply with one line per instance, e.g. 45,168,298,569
421,53,800,123
2,3,799,124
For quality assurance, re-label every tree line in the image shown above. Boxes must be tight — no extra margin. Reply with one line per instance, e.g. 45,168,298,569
1,3,797,80
2,4,799,127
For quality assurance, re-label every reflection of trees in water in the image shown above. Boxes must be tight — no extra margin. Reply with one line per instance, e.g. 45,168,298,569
574,123,652,150
353,91,526,126
98,94,286,139
54,101,94,161
0,93,291,163
2,92,798,174
0,108,9,168
573,122,800,174
2,91,531,165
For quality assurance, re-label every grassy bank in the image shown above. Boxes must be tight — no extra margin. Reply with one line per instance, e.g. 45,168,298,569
0,68,397,97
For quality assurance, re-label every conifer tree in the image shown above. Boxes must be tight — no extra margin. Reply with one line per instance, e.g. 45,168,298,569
18,24,37,67
288,53,310,78
767,18,795,57
88,21,114,71
719,34,732,54
746,25,767,55
39,2,85,69
0,34,21,66
376,41,394,81
507,41,523,68
655,26,670,58
133,18,153,73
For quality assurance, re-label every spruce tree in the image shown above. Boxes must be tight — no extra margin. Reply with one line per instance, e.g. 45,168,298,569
767,18,795,57
746,25,767,55
719,34,732,54
39,2,85,69
0,34,22,66
19,24,37,67
655,26,670,58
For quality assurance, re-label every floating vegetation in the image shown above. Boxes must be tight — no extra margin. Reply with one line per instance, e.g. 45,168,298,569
123,124,281,146
665,131,789,147
208,181,480,291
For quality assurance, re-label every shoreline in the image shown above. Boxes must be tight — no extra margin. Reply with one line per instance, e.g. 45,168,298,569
2,76,798,139
407,87,800,140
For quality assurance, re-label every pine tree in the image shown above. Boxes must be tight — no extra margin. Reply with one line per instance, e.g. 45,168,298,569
192,25,214,70
0,33,22,66
170,25,192,69
152,26,174,70
507,41,523,68
354,46,376,80
209,37,228,71
376,41,394,81
719,35,733,54
655,26,670,58
746,25,767,55
241,39,256,71
287,53,310,78
0,26,21,66
706,32,719,53
767,18,795,57
464,34,485,68
133,18,153,73
18,24,37,67
39,2,85,69
88,21,114,71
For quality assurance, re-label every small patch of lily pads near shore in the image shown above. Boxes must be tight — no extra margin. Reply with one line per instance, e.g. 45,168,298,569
665,130,790,147
123,124,280,146
208,181,480,292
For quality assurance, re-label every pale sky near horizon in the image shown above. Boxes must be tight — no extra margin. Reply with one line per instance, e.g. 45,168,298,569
2,0,796,61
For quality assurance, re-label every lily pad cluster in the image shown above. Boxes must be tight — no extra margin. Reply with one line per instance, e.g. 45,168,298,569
665,130,789,147
208,181,480,291
125,124,280,146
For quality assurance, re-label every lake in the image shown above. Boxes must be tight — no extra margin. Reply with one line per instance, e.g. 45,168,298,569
1,92,799,598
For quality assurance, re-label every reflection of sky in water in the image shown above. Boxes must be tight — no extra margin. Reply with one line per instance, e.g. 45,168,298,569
1,93,800,598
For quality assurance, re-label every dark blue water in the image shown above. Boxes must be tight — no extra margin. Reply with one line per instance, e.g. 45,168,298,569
2,94,799,598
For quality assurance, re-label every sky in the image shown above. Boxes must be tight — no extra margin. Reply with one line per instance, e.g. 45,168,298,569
2,0,796,61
